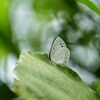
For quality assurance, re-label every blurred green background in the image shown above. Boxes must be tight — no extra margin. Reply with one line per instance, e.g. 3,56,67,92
0,0,100,99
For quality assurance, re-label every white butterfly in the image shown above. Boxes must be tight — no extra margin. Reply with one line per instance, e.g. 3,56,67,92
49,37,70,64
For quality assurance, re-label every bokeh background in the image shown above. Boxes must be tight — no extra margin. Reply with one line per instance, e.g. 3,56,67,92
0,0,100,99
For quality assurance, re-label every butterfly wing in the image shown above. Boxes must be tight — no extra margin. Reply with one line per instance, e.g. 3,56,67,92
49,37,66,59
51,47,70,64
49,37,70,64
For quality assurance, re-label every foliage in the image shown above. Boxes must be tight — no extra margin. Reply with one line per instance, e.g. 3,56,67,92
91,79,100,97
0,0,100,100
0,81,17,100
78,0,100,15
13,52,99,100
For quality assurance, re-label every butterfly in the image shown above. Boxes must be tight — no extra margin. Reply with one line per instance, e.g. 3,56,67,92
49,37,70,64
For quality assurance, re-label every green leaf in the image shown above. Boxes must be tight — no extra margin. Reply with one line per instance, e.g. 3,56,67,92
78,0,100,15
0,82,17,100
33,0,79,19
13,52,99,100
0,0,20,57
91,80,100,97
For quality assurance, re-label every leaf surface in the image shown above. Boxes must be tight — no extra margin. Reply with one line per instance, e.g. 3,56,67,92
13,52,99,100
